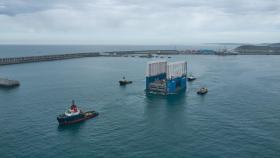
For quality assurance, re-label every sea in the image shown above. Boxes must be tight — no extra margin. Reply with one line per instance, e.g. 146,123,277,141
0,45,280,158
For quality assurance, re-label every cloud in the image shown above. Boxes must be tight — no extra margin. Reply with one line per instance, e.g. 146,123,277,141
0,0,279,44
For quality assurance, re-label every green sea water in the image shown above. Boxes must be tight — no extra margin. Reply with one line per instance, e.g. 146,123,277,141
0,48,280,157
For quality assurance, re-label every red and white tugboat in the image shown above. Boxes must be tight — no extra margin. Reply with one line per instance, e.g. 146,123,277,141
57,100,99,126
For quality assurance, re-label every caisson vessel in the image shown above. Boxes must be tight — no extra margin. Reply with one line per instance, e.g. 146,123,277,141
57,100,98,126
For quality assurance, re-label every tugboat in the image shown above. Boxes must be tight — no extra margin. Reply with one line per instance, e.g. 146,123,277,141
197,87,208,95
119,76,132,86
188,74,196,81
57,100,99,126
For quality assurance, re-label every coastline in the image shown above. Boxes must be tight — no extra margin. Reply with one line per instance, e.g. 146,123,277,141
1,49,280,66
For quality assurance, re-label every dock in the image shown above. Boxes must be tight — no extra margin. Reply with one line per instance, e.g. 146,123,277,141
0,78,20,88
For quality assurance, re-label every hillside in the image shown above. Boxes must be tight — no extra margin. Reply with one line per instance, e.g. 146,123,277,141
235,44,280,54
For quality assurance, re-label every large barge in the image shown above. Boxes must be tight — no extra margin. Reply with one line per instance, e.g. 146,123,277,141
146,61,187,95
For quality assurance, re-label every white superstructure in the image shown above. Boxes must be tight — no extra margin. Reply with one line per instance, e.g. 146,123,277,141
146,60,167,77
167,61,187,79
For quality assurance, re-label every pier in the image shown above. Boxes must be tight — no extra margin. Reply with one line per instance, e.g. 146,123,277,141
0,52,101,65
0,78,20,88
0,50,180,65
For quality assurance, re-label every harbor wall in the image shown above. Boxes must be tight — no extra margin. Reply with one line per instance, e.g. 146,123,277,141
0,78,20,87
0,50,179,66
0,52,100,65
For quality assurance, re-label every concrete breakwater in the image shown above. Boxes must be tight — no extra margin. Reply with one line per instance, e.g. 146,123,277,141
0,50,180,65
0,52,101,65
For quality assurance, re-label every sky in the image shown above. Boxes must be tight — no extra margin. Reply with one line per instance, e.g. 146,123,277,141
0,0,279,45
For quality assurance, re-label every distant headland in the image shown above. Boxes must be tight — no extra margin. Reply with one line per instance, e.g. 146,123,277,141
235,43,280,55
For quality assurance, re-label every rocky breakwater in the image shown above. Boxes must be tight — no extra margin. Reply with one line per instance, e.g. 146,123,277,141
235,43,280,55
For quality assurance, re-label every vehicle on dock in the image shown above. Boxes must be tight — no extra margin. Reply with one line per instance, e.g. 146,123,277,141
188,74,196,81
119,77,133,86
57,100,98,126
197,87,208,95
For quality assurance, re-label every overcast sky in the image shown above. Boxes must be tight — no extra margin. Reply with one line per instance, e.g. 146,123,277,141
0,0,279,44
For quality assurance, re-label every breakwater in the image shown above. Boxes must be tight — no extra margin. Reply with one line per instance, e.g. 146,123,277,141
0,78,20,87
1,49,239,66
0,48,239,66
0,50,180,65
0,52,101,65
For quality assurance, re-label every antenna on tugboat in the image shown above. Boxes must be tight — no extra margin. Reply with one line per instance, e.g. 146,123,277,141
72,100,75,105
